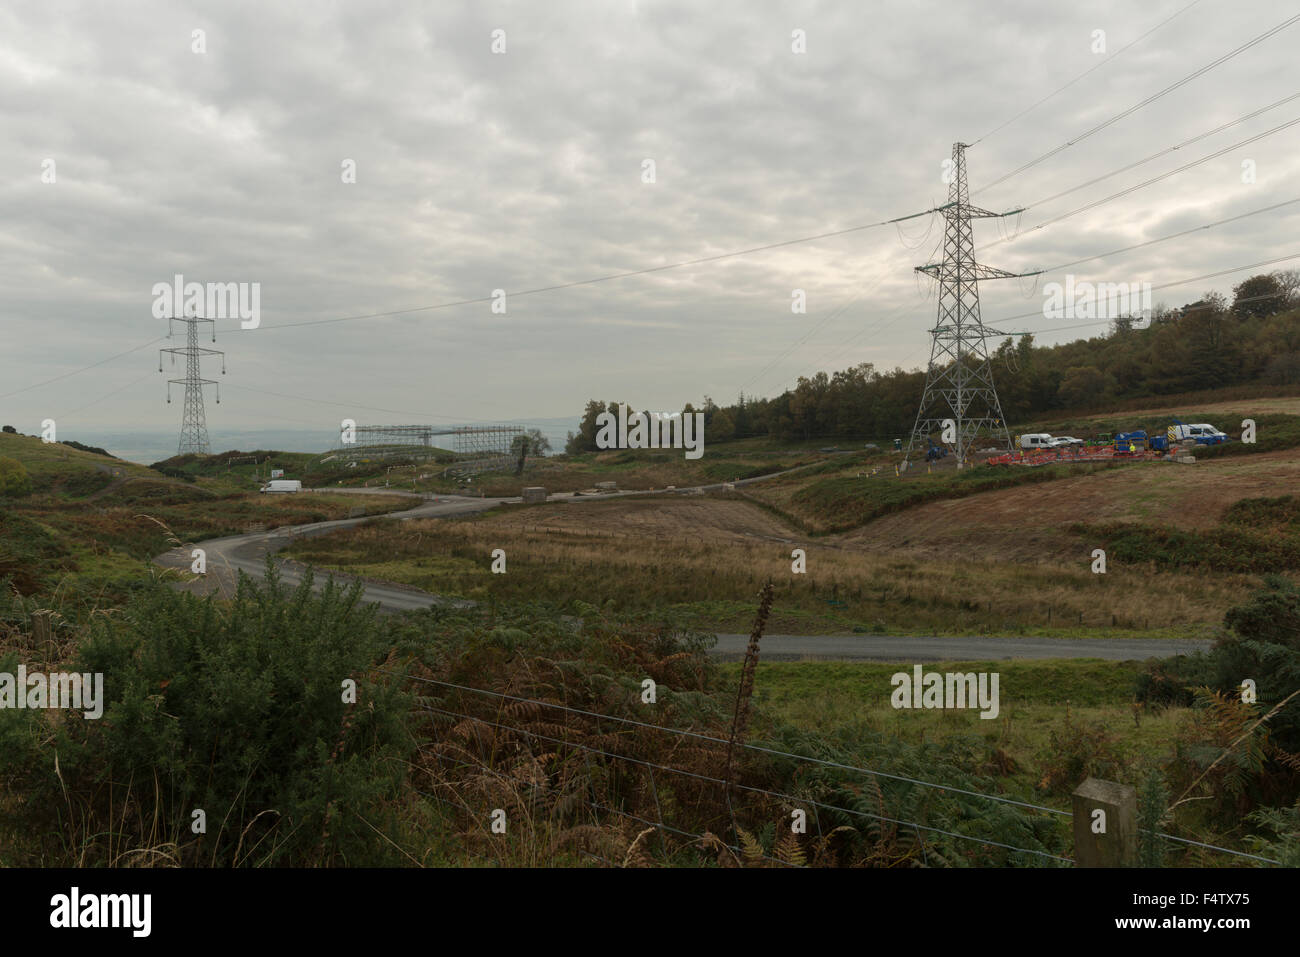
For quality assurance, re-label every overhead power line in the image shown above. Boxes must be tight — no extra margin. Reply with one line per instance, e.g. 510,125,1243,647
1045,196,1300,272
251,207,943,331
979,114,1300,254
735,225,935,394
973,11,1300,195
54,371,155,420
0,207,943,400
1024,90,1300,210
746,104,1300,393
992,249,1300,336
774,195,1299,391
0,336,167,401
972,0,1209,145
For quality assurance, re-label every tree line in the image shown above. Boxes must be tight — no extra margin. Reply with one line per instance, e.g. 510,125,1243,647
566,271,1300,451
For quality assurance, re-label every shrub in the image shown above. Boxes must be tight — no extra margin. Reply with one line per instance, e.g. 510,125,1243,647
1137,576,1300,823
0,512,73,592
0,566,415,866
0,457,32,498
1035,704,1127,797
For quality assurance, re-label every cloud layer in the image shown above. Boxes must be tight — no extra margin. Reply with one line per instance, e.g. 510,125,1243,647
3,0,1298,437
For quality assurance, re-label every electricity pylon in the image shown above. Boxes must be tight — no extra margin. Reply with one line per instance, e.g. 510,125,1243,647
905,142,1039,469
160,315,225,455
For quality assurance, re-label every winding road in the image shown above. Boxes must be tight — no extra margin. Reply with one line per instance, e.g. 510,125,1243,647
154,485,1212,662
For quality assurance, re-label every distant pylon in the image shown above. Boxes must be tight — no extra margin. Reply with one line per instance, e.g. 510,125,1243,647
159,315,225,455
904,142,1039,469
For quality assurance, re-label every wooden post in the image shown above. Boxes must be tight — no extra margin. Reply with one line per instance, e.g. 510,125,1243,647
32,610,54,660
1072,777,1137,867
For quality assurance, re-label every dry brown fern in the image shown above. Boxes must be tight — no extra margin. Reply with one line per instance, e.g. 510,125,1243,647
622,827,657,868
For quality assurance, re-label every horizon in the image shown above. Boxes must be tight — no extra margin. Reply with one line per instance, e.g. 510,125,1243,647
5,0,1298,447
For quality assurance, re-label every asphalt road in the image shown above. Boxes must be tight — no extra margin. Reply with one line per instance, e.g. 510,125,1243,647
711,633,1211,662
154,485,1212,662
154,492,506,607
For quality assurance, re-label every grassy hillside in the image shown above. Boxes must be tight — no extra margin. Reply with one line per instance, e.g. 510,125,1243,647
0,434,414,601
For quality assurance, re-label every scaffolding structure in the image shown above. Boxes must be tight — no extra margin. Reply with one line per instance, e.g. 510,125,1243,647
353,425,435,447
331,423,526,475
444,425,525,476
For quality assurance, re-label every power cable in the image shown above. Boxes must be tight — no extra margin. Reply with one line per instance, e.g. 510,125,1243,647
971,0,1209,145
979,114,1300,255
248,207,943,332
973,11,1300,195
1025,91,1300,211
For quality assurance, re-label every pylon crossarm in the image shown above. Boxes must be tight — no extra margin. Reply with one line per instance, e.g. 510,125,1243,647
945,203,1028,219
915,262,1030,282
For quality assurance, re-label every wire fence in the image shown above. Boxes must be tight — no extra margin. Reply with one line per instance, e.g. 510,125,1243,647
380,668,1282,868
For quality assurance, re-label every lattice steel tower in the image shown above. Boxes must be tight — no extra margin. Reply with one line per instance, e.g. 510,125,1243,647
159,316,225,455
905,142,1037,469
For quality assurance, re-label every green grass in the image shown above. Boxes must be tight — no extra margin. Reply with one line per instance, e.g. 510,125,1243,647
1,435,416,600
0,432,155,489
785,460,1120,534
1076,494,1300,573
721,658,1187,813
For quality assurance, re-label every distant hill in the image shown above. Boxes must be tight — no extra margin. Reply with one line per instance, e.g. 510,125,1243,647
74,419,581,464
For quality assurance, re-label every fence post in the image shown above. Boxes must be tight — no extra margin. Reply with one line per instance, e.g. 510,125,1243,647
1072,777,1137,866
33,610,54,660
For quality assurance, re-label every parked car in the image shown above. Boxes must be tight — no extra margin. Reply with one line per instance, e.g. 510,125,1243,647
1048,436,1084,448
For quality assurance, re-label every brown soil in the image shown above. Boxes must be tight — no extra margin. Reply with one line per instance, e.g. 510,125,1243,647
831,448,1300,559
470,448,1300,565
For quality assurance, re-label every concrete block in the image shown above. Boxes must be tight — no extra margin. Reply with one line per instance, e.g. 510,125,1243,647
1073,777,1137,867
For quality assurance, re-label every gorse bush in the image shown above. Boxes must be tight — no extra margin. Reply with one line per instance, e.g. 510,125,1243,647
1137,575,1300,823
1074,522,1300,573
0,456,32,498
1078,495,1300,574
0,565,414,866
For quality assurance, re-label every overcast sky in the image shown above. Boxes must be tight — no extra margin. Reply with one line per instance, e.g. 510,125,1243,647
3,0,1298,438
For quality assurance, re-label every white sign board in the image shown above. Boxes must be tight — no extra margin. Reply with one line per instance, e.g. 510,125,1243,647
270,469,284,479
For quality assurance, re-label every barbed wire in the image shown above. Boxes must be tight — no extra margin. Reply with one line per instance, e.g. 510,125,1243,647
414,698,1068,865
393,669,1072,818
389,668,1284,867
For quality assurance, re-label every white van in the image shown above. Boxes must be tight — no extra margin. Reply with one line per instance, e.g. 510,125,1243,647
260,479,303,493
1017,433,1054,450
1171,423,1228,444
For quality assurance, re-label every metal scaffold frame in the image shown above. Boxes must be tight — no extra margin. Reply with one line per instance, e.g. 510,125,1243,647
331,423,526,475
